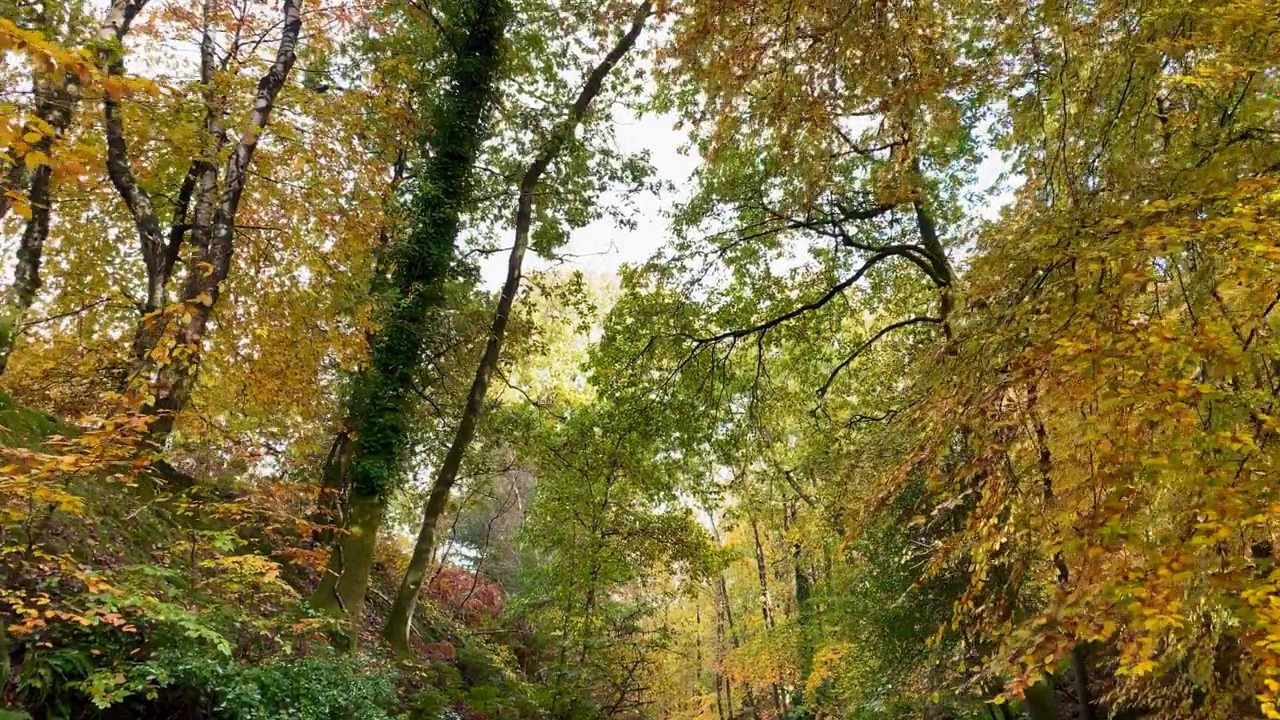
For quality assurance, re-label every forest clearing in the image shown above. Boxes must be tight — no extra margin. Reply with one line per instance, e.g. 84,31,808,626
0,0,1278,718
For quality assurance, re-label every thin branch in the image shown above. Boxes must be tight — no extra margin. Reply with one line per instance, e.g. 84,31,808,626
18,297,116,331
818,315,943,397
691,247,924,344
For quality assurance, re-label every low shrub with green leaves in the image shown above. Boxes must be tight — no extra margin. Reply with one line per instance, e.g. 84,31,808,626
18,641,399,720
148,648,400,720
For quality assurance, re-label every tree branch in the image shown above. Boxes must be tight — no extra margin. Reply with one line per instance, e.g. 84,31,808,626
817,315,943,396
691,246,926,343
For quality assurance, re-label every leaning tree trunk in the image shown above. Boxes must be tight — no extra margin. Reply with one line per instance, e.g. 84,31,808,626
309,0,510,647
0,69,78,374
382,0,652,653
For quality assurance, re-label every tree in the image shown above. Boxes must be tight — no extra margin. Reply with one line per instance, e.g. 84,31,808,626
0,0,95,373
384,0,653,654
95,0,302,441
310,0,510,643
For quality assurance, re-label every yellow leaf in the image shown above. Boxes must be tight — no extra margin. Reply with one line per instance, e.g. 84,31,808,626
23,150,48,169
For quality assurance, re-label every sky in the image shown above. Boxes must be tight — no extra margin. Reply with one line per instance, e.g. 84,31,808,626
475,109,1014,290
476,108,701,288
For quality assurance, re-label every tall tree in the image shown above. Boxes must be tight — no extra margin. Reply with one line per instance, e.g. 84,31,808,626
95,0,302,440
310,0,510,643
383,0,653,653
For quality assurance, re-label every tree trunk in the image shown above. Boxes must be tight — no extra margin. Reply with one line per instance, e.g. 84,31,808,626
310,0,509,643
1024,678,1059,720
383,0,652,653
128,0,302,442
309,431,354,548
0,154,26,223
713,587,733,720
97,0,301,443
0,68,78,374
788,498,815,686
751,518,786,717
696,602,705,712
1072,644,1097,720
310,491,383,649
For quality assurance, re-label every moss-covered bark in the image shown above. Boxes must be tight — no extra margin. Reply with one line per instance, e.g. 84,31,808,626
312,492,383,648
310,0,509,644
382,0,652,655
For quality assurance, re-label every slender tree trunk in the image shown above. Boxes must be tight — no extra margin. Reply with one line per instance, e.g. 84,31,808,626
788,498,815,687
752,519,775,628
751,518,786,717
131,0,302,441
383,0,652,652
713,586,733,720
99,0,180,365
309,431,354,548
97,0,301,443
1072,644,1097,720
696,602,705,712
0,69,78,374
705,507,756,719
310,0,509,645
715,669,727,720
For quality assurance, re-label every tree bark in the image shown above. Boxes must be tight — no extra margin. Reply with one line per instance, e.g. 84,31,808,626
97,0,302,442
383,0,652,653
1024,678,1059,720
0,67,79,374
309,430,354,548
98,0,168,324
713,582,733,720
310,0,509,643
0,154,27,224
310,490,383,649
131,0,303,440
751,517,786,717
1071,644,1097,720
788,497,815,687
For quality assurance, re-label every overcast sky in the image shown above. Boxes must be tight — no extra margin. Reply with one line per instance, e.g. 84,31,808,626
476,108,1014,289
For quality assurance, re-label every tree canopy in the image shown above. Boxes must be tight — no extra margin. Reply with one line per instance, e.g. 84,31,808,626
0,0,1278,719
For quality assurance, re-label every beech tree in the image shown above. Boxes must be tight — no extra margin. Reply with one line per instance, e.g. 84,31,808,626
96,0,303,440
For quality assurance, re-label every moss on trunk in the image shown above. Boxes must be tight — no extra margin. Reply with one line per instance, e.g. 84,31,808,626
310,0,509,646
312,491,383,648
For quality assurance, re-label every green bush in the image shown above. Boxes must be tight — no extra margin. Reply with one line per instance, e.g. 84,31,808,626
151,649,400,720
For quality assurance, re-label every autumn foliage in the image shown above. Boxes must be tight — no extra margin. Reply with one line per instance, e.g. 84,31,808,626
2,0,1280,719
